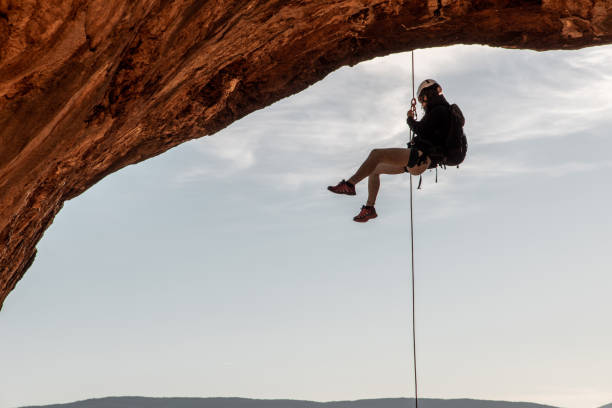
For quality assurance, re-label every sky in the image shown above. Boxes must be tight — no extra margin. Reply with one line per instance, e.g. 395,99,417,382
1,44,611,408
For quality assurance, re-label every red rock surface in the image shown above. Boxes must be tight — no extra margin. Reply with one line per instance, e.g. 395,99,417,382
1,0,611,309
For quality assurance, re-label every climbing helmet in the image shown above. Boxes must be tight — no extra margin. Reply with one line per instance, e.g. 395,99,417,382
417,79,440,100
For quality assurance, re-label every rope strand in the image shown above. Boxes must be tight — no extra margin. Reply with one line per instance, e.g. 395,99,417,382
409,49,419,408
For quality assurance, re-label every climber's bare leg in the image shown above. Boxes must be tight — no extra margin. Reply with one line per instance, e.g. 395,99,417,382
365,163,406,206
348,148,412,186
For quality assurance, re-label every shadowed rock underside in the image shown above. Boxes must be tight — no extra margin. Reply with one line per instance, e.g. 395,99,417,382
1,0,611,309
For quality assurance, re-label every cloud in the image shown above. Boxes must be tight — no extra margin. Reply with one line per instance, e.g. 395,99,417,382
174,44,612,197
174,131,257,183
357,44,494,79
461,46,612,145
462,156,612,178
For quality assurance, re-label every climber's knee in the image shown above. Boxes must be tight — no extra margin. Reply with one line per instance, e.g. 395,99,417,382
369,148,382,158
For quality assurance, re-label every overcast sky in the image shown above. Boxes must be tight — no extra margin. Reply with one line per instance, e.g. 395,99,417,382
1,44,611,408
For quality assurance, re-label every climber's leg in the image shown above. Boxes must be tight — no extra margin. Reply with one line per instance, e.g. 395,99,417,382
348,148,412,186
366,163,406,206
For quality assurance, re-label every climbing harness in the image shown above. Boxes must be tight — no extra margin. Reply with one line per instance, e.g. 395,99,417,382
408,50,419,408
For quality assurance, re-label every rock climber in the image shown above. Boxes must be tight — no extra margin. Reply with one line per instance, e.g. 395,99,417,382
327,79,456,222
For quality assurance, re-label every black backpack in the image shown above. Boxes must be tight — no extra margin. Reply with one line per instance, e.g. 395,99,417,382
443,104,467,166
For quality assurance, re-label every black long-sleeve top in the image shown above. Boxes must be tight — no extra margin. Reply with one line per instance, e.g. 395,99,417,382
407,96,452,156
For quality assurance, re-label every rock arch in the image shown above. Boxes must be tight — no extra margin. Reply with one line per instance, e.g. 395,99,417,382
1,0,611,309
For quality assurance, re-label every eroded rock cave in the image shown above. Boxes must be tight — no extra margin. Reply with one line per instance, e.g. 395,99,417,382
1,0,611,310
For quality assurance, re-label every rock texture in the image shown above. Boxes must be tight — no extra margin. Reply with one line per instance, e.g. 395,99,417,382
1,0,611,310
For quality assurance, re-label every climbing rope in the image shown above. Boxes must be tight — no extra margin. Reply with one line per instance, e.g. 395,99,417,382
408,50,419,408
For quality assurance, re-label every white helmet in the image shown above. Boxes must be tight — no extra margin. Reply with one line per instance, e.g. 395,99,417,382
417,79,440,98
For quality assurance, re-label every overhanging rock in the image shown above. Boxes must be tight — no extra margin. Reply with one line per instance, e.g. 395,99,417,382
1,0,611,309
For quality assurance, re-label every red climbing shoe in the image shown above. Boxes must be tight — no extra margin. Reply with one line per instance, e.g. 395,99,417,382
327,179,356,195
353,205,377,222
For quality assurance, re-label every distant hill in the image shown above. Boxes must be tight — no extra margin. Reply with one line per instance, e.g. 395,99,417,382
20,396,563,408
598,404,612,408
